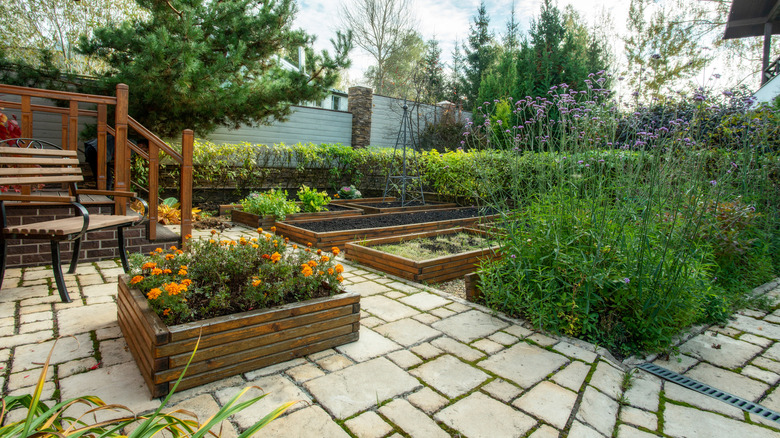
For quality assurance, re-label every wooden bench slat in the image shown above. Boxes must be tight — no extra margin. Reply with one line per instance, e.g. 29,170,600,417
0,167,81,176
4,214,142,237
0,175,83,185
2,157,80,166
0,146,75,157
0,194,76,203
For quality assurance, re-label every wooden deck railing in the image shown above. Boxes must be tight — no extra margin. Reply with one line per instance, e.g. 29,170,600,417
0,83,193,242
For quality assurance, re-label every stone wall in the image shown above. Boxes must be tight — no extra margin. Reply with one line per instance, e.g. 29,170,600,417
348,86,373,148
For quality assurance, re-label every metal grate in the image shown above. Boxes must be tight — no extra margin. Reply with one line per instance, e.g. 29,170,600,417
638,363,780,424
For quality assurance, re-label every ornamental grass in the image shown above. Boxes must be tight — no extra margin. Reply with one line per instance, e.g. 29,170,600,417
128,228,344,325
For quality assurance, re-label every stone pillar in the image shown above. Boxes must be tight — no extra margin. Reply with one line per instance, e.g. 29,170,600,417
348,86,373,148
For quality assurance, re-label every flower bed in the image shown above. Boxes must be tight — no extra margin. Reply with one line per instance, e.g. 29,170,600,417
117,230,358,397
229,203,364,229
345,228,499,283
276,208,495,253
118,276,359,397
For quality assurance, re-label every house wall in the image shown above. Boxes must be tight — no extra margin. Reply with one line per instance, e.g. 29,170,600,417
753,74,780,103
206,105,353,146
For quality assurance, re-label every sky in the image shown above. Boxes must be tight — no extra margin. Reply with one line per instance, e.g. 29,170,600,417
294,0,633,89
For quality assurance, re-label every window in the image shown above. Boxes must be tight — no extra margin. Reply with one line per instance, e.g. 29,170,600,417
332,95,341,110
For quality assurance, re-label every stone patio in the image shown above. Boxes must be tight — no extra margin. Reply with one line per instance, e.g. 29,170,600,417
1,224,779,437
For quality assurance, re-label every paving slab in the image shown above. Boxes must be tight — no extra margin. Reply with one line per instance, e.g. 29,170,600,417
553,341,598,363
479,342,569,388
374,318,442,347
576,386,618,436
430,336,485,362
528,424,560,438
336,326,402,362
406,387,448,414
552,360,592,392
728,314,780,339
257,405,350,438
361,295,419,321
410,354,489,398
386,349,423,369
345,411,394,438
11,334,93,371
57,303,118,335
679,333,764,369
663,383,743,418
398,291,451,311
431,310,508,343
350,281,392,297
513,381,577,429
482,378,522,403
168,394,237,438
435,392,536,438
664,403,779,438
379,399,450,438
616,424,659,438
589,360,625,399
624,372,661,412
619,406,658,431
685,362,769,401
410,342,443,359
215,374,310,429
304,357,420,419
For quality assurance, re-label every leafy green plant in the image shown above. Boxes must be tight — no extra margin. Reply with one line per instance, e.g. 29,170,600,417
128,230,345,325
0,337,296,437
239,189,299,219
297,185,331,212
335,185,362,199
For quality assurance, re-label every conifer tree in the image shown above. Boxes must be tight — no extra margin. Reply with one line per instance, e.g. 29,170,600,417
79,0,352,137
419,39,447,104
462,1,496,107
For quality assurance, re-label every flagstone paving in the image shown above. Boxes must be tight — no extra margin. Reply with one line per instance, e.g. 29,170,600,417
1,224,779,437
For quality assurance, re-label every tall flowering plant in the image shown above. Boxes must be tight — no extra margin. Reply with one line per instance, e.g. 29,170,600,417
128,228,344,325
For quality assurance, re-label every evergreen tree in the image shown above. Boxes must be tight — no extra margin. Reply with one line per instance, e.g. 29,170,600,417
478,2,521,104
78,0,352,137
449,39,465,103
503,1,520,51
419,38,447,104
462,1,496,107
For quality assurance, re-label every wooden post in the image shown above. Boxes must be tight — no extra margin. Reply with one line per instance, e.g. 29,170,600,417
21,96,32,137
114,84,129,214
68,101,78,152
61,114,68,148
97,104,108,190
148,142,159,240
763,22,773,85
180,130,194,245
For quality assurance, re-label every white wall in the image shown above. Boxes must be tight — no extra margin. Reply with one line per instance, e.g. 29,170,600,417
753,75,780,104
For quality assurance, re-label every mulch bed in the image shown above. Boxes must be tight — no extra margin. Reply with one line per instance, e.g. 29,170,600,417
293,207,488,232
351,201,426,208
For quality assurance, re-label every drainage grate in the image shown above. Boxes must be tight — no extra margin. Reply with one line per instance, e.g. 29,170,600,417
637,363,780,424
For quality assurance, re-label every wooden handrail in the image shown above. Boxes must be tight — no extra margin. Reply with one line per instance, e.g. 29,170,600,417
128,116,182,163
0,83,117,105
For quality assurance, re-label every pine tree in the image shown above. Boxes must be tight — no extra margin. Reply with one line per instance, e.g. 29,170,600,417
78,0,352,137
462,1,496,107
419,39,446,104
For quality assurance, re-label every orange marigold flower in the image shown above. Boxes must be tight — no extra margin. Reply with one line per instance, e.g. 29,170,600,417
165,254,175,260
293,244,298,249
337,275,344,283
151,268,163,276
155,247,164,253
147,288,162,300
318,270,324,275
180,265,188,270
317,249,322,255
331,247,340,256
262,254,271,260
176,250,183,255
271,252,282,263
327,268,334,275
209,239,216,244
284,237,289,243
181,279,192,286
170,246,178,251
307,242,312,247
178,269,187,276
211,229,218,235
163,269,172,274
130,275,144,284
308,260,318,268
252,244,259,249
302,266,313,277
320,255,330,263
251,237,258,242
185,234,192,240
305,248,311,252
335,264,344,274
270,226,276,232
163,308,171,316
257,227,264,233
142,262,157,270
239,237,247,244
252,279,262,287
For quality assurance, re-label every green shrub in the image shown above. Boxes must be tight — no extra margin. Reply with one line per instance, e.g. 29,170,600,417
297,184,331,212
239,189,299,219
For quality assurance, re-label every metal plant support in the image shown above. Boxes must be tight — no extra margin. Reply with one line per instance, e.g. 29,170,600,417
383,102,425,206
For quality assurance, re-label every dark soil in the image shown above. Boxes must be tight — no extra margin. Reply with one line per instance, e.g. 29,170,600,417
418,235,485,254
193,216,233,231
294,207,487,232
352,201,426,208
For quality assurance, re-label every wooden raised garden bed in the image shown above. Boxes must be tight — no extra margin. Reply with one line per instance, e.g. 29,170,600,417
345,228,499,283
275,207,496,253
117,275,360,398
229,204,364,229
344,201,458,215
220,197,394,216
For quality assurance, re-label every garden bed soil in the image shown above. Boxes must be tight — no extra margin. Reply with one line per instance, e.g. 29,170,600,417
117,275,360,398
344,200,458,214
345,228,499,283
275,207,496,252
228,203,364,229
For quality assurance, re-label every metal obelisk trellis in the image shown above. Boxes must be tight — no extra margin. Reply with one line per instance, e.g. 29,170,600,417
383,102,425,206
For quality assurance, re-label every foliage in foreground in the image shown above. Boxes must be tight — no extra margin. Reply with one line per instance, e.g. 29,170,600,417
0,338,295,437
128,231,344,325
239,189,300,219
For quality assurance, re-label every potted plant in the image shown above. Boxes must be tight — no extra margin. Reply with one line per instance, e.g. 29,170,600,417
118,229,359,397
